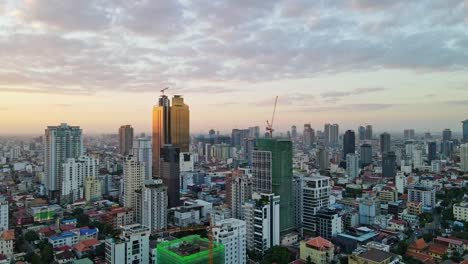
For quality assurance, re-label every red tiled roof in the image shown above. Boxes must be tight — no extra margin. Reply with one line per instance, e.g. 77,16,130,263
389,219,406,225
406,251,434,263
305,237,333,250
427,244,447,255
1,230,15,241
409,238,428,251
83,238,100,247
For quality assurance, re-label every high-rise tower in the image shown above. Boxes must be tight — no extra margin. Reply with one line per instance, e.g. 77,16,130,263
343,130,355,160
160,144,181,208
44,123,83,200
252,138,293,233
152,95,171,177
171,95,190,152
463,119,468,142
380,132,391,154
119,125,134,156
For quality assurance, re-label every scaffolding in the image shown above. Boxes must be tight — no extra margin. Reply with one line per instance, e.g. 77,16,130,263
157,235,225,264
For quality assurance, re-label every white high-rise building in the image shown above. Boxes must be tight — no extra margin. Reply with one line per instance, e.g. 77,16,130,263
123,156,145,211
359,197,380,225
413,148,423,167
61,156,98,204
461,144,468,172
44,123,83,200
346,153,359,180
431,160,441,173
243,193,280,255
141,179,167,231
408,185,436,208
213,218,247,264
231,174,252,220
180,152,194,172
395,173,406,194
0,197,8,232
132,137,152,180
302,175,330,235
105,224,150,264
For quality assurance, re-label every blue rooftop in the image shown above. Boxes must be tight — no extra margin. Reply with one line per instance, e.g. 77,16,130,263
80,228,98,236
337,232,378,242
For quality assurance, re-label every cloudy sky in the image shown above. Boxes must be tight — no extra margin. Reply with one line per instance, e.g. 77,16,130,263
0,0,467,135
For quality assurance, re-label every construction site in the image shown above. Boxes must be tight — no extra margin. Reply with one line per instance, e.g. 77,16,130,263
157,235,225,264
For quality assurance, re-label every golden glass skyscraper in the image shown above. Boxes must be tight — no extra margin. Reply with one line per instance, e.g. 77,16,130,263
171,95,190,153
152,94,190,178
152,95,171,177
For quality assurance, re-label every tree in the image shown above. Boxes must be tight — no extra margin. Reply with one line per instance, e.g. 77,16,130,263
422,233,433,242
24,231,39,242
306,255,312,264
261,246,293,264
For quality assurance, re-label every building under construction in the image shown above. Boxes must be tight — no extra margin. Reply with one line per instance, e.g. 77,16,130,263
157,235,225,264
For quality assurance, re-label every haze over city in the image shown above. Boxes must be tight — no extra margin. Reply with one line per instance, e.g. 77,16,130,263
0,0,467,134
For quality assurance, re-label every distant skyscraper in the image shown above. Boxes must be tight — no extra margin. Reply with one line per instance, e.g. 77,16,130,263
424,132,432,141
119,125,134,156
324,124,331,145
318,147,330,170
170,95,190,153
360,144,372,167
404,129,415,140
382,151,396,178
142,179,168,232
160,144,180,208
343,130,355,160
330,124,339,146
346,153,359,180
248,126,260,138
440,141,454,159
152,95,171,177
380,132,391,154
365,125,373,140
303,124,315,148
252,138,293,233
291,125,297,139
44,123,83,200
358,126,366,141
442,128,452,142
460,144,468,172
427,141,437,163
463,120,468,142
132,137,152,180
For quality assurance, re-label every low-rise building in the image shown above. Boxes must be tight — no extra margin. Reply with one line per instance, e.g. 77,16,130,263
300,237,334,264
453,202,468,222
0,230,14,257
348,248,396,264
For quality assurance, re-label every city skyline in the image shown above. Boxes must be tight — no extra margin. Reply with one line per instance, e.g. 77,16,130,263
0,1,467,134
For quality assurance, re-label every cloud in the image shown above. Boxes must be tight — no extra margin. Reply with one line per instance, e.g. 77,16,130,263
445,100,468,105
174,87,237,94
290,103,398,112
0,87,93,95
321,87,386,98
0,0,466,96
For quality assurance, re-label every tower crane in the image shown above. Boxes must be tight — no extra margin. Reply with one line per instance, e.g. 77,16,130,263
152,220,221,264
160,87,169,95
266,96,279,138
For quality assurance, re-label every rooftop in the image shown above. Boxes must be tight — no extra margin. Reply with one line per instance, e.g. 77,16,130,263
357,249,394,262
305,237,333,250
